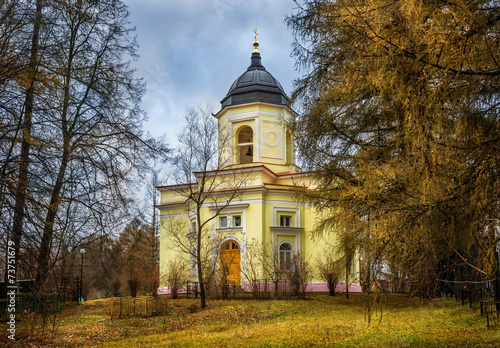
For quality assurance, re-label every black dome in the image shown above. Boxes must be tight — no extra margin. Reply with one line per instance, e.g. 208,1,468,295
221,52,288,107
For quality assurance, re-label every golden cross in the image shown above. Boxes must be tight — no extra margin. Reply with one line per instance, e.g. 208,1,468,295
254,28,258,42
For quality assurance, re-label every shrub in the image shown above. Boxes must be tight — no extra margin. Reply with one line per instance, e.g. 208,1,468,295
294,252,313,298
163,258,189,299
316,255,343,296
128,279,139,297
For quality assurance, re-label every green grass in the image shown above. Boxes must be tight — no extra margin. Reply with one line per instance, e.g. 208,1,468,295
2,293,499,347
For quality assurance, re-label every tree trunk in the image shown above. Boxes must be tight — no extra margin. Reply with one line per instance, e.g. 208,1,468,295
6,0,43,294
35,146,71,288
197,209,206,308
35,26,75,288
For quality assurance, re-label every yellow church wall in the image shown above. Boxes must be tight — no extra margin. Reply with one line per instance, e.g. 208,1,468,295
157,186,355,291
158,214,189,288
260,117,283,161
277,235,296,245
155,41,364,294
246,202,264,243
160,190,186,204
215,102,297,171
157,94,359,293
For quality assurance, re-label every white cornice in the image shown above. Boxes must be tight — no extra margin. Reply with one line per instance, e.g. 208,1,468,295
157,202,187,211
213,101,298,120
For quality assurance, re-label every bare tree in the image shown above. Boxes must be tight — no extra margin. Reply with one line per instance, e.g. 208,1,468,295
0,0,169,295
142,170,161,295
161,103,249,308
30,0,168,289
162,258,188,299
1,0,44,295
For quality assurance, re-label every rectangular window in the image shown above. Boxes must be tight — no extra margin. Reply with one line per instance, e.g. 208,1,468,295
280,215,291,227
233,215,241,227
219,216,227,228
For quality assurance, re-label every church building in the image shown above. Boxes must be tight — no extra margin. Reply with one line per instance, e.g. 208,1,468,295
157,33,361,294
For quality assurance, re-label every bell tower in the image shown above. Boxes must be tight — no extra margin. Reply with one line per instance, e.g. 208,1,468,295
214,30,299,174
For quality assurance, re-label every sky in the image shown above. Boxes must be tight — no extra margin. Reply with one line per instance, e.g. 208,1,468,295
123,0,301,148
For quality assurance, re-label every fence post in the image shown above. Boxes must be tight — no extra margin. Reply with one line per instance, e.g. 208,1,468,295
486,301,490,328
495,250,500,312
480,287,484,316
19,295,23,318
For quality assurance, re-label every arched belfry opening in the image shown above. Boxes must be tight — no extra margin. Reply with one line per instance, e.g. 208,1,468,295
237,126,254,164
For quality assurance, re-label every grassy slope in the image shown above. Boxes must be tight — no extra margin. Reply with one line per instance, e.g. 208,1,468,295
2,293,499,347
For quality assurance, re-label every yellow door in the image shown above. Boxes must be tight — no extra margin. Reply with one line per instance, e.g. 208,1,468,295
221,241,241,285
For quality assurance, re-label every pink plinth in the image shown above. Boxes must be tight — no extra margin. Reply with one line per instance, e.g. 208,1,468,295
157,282,362,295
306,282,362,292
157,286,187,295
240,281,362,293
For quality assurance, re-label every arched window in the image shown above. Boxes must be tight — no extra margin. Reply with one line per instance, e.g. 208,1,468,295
279,243,292,272
237,126,253,164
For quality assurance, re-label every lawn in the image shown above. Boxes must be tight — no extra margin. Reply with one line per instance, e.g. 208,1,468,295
1,293,499,347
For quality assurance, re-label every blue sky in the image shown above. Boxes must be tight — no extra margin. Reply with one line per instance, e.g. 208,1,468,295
123,0,301,146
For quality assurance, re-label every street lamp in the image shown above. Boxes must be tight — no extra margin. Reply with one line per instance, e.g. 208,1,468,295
79,248,85,302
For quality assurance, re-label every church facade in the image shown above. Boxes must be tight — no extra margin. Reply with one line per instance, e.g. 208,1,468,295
157,36,361,294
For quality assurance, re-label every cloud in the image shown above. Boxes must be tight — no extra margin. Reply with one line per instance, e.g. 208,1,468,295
123,0,300,145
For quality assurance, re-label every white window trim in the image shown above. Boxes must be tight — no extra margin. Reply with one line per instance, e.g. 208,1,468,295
216,213,243,231
232,214,242,228
219,216,228,228
280,215,292,227
272,206,301,227
271,228,302,256
278,240,295,252
278,240,295,272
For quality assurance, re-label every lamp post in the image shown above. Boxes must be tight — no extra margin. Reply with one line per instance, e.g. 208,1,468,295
79,248,85,302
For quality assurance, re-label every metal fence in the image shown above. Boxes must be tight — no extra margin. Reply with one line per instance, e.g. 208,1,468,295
109,296,168,319
0,293,63,321
186,281,199,299
244,279,303,299
452,279,500,328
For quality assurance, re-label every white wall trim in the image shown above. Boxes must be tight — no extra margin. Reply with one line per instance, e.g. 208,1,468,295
264,130,279,148
211,210,217,270
228,120,233,165
260,119,283,160
254,116,260,162
226,110,291,122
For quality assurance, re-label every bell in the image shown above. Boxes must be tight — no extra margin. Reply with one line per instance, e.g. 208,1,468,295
245,146,253,156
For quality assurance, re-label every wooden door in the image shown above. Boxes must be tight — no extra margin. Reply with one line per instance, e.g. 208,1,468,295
221,241,241,285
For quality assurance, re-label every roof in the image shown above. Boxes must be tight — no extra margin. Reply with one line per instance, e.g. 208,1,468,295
220,52,289,108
